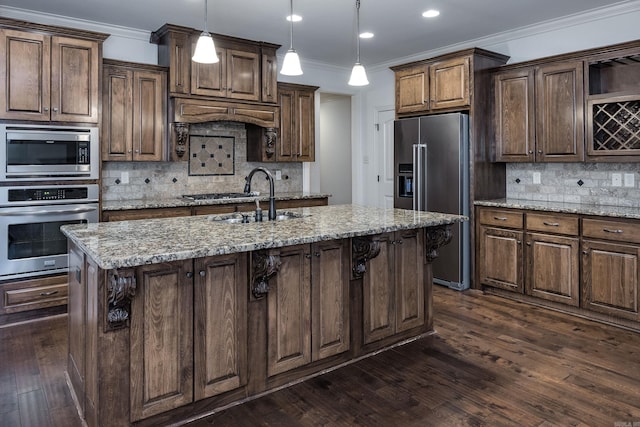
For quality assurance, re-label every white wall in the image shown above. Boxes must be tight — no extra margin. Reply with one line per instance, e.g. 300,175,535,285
319,94,352,205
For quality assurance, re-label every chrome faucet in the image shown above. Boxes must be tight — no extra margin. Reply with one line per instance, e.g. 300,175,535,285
244,167,276,220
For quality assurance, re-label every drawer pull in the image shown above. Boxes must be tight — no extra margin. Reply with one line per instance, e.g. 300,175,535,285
543,222,560,227
493,216,508,221
39,290,59,297
603,228,624,234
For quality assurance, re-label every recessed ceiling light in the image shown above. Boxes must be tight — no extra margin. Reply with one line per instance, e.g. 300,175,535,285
422,9,440,18
359,32,374,39
286,14,302,22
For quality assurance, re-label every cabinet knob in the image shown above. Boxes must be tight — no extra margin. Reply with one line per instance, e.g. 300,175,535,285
314,252,321,257
128,150,132,153
135,150,139,153
582,250,589,255
44,107,49,112
537,149,543,154
517,240,522,245
528,150,533,154
305,254,312,259
186,272,193,278
526,241,531,246
52,107,59,112
199,270,206,277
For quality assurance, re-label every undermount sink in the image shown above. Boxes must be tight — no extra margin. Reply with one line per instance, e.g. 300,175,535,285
210,211,306,224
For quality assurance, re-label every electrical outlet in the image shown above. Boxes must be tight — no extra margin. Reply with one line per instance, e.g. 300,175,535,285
275,170,282,180
121,171,129,184
612,173,622,187
624,173,635,188
532,172,541,184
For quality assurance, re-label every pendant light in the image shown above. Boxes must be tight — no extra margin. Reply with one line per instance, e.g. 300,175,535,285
280,0,303,75
192,0,219,64
348,0,369,86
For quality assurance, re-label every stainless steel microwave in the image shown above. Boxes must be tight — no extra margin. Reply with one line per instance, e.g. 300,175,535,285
0,124,99,181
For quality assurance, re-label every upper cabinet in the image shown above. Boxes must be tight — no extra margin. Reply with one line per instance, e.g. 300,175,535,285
0,20,107,123
494,60,584,162
151,24,279,105
102,60,167,161
391,50,506,118
246,82,318,163
493,39,640,163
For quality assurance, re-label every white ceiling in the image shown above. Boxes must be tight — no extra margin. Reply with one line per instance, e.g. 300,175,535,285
3,0,633,68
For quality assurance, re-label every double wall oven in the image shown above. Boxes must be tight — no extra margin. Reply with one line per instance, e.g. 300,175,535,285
0,124,100,280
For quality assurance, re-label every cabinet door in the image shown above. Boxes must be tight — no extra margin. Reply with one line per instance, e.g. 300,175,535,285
0,29,51,121
194,254,247,400
362,234,396,344
295,89,315,161
311,240,350,361
582,239,640,321
267,244,311,376
429,56,470,110
525,232,579,306
494,69,535,162
227,49,260,102
394,229,425,333
51,36,99,123
478,226,524,293
191,46,227,98
261,47,278,104
395,65,429,115
130,260,193,421
132,70,166,161
277,88,296,161
102,66,133,160
535,61,584,162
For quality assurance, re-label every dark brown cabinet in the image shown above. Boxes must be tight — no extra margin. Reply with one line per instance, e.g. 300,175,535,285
0,27,104,123
102,60,167,161
494,61,584,162
393,55,471,116
152,24,279,104
582,218,640,321
266,240,350,377
362,230,425,345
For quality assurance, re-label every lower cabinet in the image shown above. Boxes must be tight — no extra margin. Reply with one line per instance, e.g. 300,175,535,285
582,218,640,321
362,229,425,344
478,226,524,293
129,254,248,421
266,239,350,377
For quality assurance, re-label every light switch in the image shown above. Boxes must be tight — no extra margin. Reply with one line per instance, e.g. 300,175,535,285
532,172,541,184
624,173,635,188
275,170,282,180
121,171,129,184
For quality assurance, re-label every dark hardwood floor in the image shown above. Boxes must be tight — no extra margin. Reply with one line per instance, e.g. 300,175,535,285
2,286,640,426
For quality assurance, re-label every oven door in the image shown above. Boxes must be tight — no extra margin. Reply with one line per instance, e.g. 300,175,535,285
0,203,99,279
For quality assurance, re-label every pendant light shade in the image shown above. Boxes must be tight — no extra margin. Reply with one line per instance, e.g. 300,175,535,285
348,0,369,86
280,0,303,75
192,0,219,64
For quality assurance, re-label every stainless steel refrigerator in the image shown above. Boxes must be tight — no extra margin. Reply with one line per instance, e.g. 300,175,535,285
394,113,470,290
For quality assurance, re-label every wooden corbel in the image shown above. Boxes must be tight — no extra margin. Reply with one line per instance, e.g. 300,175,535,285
352,236,381,278
105,269,137,331
425,225,453,263
251,251,281,299
173,122,190,159
264,127,277,159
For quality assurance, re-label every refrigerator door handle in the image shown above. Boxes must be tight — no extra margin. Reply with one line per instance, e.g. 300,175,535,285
413,143,426,211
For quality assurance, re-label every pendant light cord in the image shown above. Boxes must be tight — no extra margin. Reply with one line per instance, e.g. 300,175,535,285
355,0,361,63
289,0,294,49
204,0,209,33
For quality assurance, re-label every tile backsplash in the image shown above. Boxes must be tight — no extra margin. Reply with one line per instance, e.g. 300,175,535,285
507,163,640,207
102,122,302,201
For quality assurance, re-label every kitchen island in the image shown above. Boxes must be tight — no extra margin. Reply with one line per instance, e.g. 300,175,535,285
62,204,464,426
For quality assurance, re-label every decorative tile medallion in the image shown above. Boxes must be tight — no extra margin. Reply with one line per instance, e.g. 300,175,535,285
188,135,235,176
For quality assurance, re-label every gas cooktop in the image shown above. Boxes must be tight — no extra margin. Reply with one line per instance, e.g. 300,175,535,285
182,192,257,201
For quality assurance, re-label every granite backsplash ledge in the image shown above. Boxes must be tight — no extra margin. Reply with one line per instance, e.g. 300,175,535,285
507,163,640,207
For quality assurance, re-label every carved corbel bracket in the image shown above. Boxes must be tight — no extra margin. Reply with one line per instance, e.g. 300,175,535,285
425,225,453,263
105,270,137,331
264,127,277,159
352,236,381,278
173,122,190,159
251,251,281,299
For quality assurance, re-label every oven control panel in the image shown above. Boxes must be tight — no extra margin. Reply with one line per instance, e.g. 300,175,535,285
0,184,99,206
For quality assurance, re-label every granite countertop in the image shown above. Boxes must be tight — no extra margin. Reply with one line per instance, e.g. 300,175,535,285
101,192,331,211
62,204,466,270
475,198,640,220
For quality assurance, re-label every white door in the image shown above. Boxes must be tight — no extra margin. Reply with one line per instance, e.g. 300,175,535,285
375,108,395,208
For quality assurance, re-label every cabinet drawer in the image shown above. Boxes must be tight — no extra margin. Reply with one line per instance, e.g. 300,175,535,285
3,282,68,314
526,213,579,236
582,218,640,244
478,208,523,229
